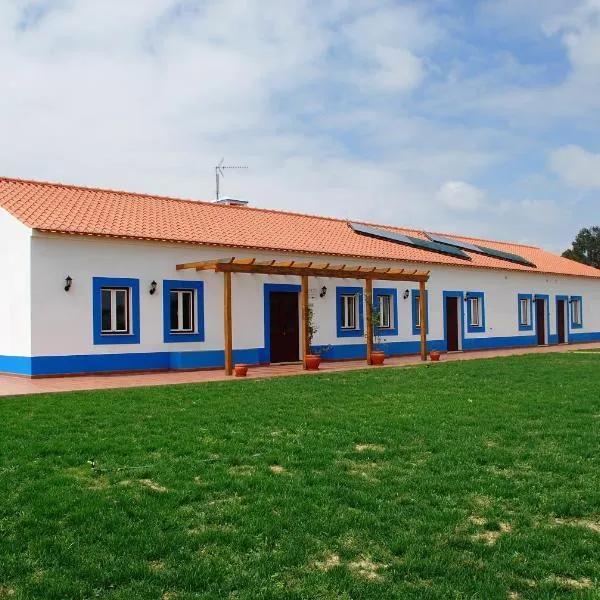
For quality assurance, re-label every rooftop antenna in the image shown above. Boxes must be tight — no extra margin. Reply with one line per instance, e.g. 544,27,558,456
215,159,248,200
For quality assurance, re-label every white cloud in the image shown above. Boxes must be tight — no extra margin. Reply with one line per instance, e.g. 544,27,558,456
549,145,600,189
370,47,424,91
0,0,486,230
435,181,487,211
0,0,595,252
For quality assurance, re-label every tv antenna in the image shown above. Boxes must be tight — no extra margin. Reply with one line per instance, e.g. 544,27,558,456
215,159,248,200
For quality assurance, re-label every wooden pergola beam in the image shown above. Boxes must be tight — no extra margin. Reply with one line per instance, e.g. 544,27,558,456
224,271,233,375
365,278,373,365
209,263,429,282
178,262,429,281
301,275,310,369
419,280,428,361
177,258,430,282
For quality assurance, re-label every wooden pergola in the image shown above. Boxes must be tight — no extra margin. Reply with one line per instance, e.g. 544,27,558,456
176,258,430,375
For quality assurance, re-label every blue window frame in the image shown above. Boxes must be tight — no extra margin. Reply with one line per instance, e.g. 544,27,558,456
93,277,140,345
163,280,205,343
517,294,533,331
336,286,364,338
411,289,429,335
373,288,398,336
570,295,583,329
465,291,485,333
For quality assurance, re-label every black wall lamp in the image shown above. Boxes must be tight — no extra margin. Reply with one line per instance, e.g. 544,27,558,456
319,286,327,298
64,276,72,292
403,289,410,300
464,292,471,302
149,280,158,295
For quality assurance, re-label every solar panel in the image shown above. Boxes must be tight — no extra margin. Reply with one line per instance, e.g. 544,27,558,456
349,222,471,260
425,232,536,268
426,232,482,253
349,222,414,245
475,245,536,268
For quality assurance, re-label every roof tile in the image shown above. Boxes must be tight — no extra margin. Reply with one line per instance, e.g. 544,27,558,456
0,177,598,279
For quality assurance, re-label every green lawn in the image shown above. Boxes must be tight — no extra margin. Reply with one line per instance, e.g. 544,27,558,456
1,354,599,599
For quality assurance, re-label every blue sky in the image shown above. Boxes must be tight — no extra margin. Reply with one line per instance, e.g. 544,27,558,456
2,0,600,253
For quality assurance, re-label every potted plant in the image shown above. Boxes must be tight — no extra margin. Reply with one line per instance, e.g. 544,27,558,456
369,304,386,366
304,304,322,370
429,350,441,362
234,363,249,377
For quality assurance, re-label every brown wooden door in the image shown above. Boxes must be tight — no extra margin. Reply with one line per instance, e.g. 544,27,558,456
557,300,566,344
445,296,460,351
535,298,546,345
269,292,300,363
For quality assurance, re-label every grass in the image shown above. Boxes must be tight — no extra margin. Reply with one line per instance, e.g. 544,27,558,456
1,353,599,599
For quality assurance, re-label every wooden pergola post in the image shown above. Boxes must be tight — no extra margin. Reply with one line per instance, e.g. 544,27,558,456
224,271,233,375
301,275,310,369
419,280,428,361
365,278,373,365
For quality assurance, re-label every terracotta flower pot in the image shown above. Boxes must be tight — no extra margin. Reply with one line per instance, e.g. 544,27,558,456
234,364,248,377
429,350,441,362
305,354,321,370
370,350,386,366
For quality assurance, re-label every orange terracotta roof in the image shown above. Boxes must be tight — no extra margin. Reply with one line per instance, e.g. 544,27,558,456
1,176,599,278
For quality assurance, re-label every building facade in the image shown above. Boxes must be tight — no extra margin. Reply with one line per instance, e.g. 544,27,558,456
0,177,598,377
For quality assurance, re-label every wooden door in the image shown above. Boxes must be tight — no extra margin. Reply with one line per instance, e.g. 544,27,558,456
557,299,566,344
445,296,460,351
535,298,546,345
269,292,300,363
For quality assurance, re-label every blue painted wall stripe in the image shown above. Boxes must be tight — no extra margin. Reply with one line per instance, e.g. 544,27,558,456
3,330,594,377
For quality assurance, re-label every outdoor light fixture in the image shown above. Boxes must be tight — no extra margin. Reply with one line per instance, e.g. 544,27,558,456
64,276,72,292
464,292,471,302
403,289,410,300
149,280,158,295
319,286,327,298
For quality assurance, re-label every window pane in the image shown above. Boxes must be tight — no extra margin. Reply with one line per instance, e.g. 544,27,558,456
170,291,179,331
471,298,480,326
574,300,582,325
101,290,112,331
414,295,420,327
182,291,193,331
341,295,356,329
379,295,391,328
348,296,356,328
115,290,128,331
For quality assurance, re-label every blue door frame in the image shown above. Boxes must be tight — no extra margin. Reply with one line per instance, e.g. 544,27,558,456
442,291,464,351
555,295,569,344
534,294,550,345
262,283,301,363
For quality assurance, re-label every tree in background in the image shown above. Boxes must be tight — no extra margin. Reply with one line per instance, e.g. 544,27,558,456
562,227,600,269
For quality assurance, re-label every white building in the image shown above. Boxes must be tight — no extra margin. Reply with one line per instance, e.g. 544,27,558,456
0,177,598,377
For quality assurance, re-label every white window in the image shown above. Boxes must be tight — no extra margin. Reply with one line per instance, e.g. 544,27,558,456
519,298,531,326
469,297,482,327
414,294,422,328
170,289,196,333
572,298,582,326
340,294,358,329
378,294,393,329
101,288,130,334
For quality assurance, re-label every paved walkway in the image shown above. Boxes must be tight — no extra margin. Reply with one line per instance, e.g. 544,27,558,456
1,342,599,398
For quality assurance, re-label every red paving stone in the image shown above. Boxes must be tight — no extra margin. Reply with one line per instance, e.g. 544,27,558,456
0,343,599,398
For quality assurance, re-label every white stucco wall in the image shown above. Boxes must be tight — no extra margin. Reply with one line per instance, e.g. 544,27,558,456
0,208,32,356
28,232,600,361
